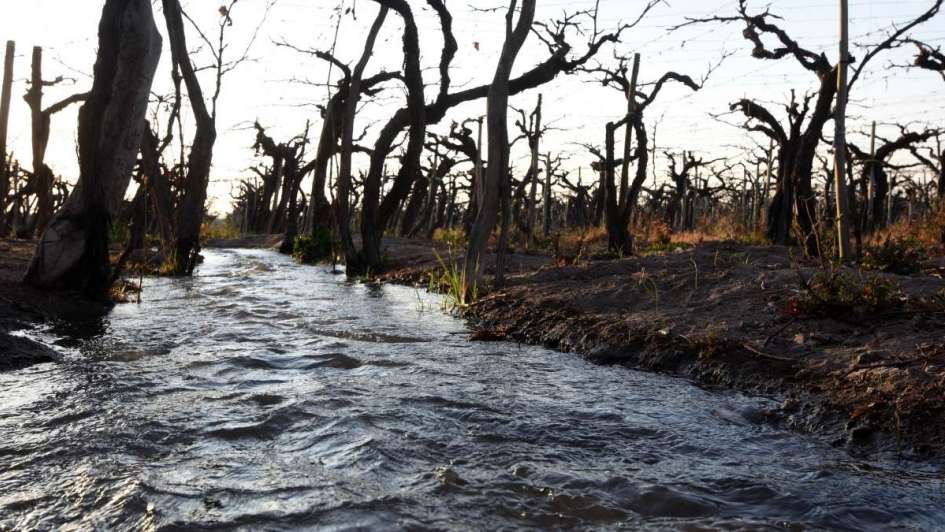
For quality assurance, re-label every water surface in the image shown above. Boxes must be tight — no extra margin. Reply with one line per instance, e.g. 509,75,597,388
2,249,943,530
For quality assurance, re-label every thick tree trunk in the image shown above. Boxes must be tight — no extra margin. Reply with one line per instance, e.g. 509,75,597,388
358,0,426,274
792,143,819,255
624,116,649,245
24,0,161,298
336,5,387,268
304,72,402,238
306,116,335,236
604,122,631,254
766,143,798,247
464,0,536,292
279,162,302,254
163,0,217,275
605,115,649,254
266,156,287,233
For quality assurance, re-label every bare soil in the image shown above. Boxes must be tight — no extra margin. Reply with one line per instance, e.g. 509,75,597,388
0,239,110,371
382,239,945,457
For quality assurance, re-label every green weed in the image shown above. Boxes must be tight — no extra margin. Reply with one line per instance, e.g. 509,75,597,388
430,249,477,312
862,237,924,275
292,229,335,264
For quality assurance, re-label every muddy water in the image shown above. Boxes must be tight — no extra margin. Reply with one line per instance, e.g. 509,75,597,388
1,249,943,530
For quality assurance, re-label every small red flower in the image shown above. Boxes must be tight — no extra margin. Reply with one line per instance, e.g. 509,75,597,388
785,297,802,317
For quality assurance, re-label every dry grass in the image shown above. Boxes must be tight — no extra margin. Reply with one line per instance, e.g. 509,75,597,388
633,213,767,250
869,207,945,255
201,219,241,242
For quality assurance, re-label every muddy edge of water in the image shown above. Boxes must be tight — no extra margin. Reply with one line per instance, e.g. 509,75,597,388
377,239,945,460
4,236,945,459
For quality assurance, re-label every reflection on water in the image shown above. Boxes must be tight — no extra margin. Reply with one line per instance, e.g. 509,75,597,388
1,249,944,530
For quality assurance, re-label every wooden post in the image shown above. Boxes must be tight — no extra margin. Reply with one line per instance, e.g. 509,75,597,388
619,53,641,208
474,115,484,208
26,46,50,235
886,175,895,226
832,0,852,261
0,41,14,235
867,120,877,225
542,152,552,236
764,138,774,224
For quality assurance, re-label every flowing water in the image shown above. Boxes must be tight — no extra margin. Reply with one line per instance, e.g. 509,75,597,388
1,249,944,530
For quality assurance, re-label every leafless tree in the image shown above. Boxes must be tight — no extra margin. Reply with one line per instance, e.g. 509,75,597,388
465,0,537,291
24,0,162,298
587,52,711,253
163,0,269,274
847,125,939,230
335,4,388,266
23,47,88,236
674,0,942,253
353,0,660,276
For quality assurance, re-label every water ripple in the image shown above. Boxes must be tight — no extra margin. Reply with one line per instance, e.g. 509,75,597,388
1,249,944,530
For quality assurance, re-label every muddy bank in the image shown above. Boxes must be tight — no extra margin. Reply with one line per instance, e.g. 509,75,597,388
382,239,945,457
0,240,108,371
6,233,945,456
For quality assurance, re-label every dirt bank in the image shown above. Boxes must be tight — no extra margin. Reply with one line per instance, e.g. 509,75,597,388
0,240,112,371
5,234,945,457
382,239,945,457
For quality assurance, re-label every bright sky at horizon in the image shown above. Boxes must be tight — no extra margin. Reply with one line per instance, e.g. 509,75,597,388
1,0,943,214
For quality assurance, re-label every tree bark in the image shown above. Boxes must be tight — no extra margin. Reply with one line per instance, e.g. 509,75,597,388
163,0,217,275
141,124,175,249
525,94,542,249
24,0,162,298
542,153,552,236
358,0,426,273
604,122,630,253
464,0,536,293
24,47,57,236
336,5,388,267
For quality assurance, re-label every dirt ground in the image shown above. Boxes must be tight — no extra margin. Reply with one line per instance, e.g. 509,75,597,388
382,239,945,457
0,239,113,371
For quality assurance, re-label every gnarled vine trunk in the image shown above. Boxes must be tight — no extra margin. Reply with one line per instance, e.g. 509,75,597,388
24,0,161,298
464,0,536,292
163,0,217,275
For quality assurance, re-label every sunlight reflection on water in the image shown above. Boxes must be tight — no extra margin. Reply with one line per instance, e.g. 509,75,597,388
1,249,944,530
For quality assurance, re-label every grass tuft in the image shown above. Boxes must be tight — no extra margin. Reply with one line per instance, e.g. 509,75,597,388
429,248,477,312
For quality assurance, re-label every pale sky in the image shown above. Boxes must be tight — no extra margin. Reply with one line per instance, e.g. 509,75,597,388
1,0,943,214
